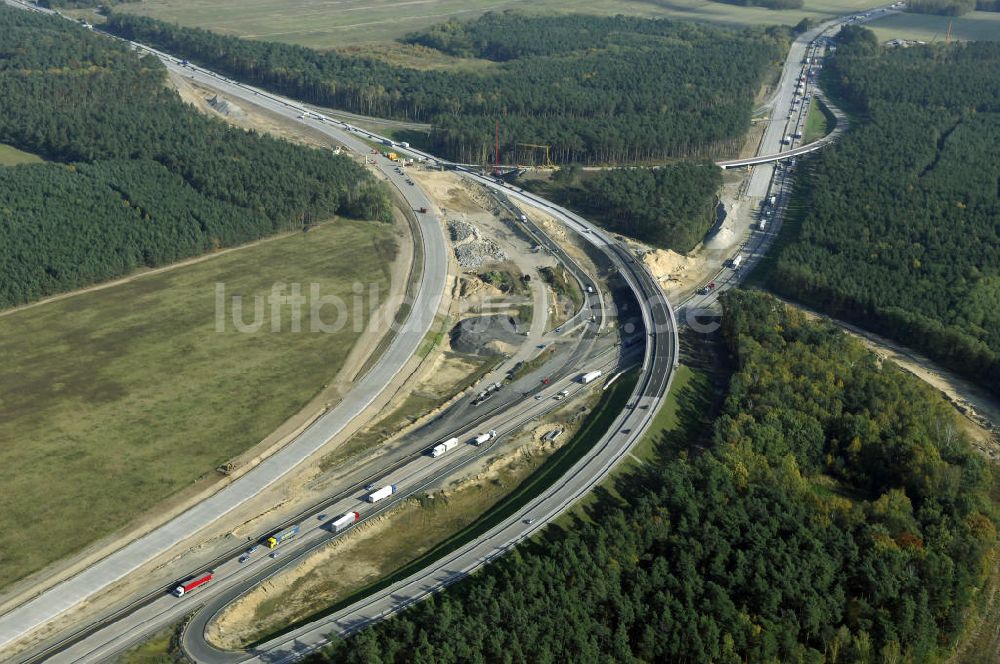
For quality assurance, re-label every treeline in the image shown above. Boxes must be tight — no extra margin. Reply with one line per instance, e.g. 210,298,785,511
525,161,722,253
907,0,1000,15
0,6,389,308
39,0,137,8
104,12,783,164
767,33,1000,395
712,0,804,10
311,290,997,664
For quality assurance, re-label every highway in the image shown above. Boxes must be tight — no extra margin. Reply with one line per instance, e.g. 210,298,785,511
31,193,618,661
0,1,882,661
146,7,889,662
0,6,679,661
0,0,455,655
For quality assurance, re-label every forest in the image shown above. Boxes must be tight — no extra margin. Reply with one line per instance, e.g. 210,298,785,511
524,162,723,253
311,290,997,664
766,30,1000,395
0,6,389,308
104,13,785,164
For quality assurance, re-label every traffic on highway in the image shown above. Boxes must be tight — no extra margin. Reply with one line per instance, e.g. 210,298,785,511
0,1,878,661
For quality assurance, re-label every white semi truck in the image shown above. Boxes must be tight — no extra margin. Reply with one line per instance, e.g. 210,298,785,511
579,370,603,384
330,512,360,533
367,485,397,503
430,437,460,457
473,430,497,446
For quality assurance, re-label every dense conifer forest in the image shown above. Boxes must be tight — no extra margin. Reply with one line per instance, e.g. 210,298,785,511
524,161,723,253
0,6,389,308
105,13,784,165
766,28,1000,395
310,290,997,663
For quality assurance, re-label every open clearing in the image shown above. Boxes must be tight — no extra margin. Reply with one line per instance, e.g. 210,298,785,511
0,219,397,590
0,143,42,166
118,0,886,49
869,10,1000,43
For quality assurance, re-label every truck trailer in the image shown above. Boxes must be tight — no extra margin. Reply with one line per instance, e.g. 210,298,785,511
172,572,213,597
473,430,497,446
578,370,603,385
431,437,460,457
731,254,744,269
266,525,300,548
330,512,360,533
367,485,397,503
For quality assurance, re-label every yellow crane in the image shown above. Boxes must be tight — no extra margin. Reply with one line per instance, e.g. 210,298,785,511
516,143,554,168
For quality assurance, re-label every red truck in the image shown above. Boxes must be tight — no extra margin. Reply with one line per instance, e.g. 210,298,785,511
172,572,213,597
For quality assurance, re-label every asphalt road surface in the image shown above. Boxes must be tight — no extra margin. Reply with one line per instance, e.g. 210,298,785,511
0,1,882,660
0,0,451,653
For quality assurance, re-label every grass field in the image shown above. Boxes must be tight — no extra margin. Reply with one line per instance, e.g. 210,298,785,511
868,10,1000,43
0,220,397,590
802,96,835,144
0,143,43,166
117,0,887,49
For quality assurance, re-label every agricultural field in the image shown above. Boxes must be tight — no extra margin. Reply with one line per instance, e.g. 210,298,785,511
0,143,42,166
116,0,886,48
0,219,398,590
868,10,1000,42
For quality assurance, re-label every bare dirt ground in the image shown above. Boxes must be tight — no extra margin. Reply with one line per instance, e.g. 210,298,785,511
203,171,613,649
207,387,599,649
170,72,336,151
635,170,757,303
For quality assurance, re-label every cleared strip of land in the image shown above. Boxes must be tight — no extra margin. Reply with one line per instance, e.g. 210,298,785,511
0,219,398,590
0,143,42,166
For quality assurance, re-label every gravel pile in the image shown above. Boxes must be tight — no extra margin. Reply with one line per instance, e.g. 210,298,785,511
449,218,507,268
450,314,521,356
448,219,476,243
455,239,506,268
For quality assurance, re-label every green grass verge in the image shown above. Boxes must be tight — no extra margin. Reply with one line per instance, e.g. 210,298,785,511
119,623,187,664
0,143,43,166
508,347,556,382
802,96,836,144
561,364,712,523
0,220,396,590
538,265,583,312
248,367,640,646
